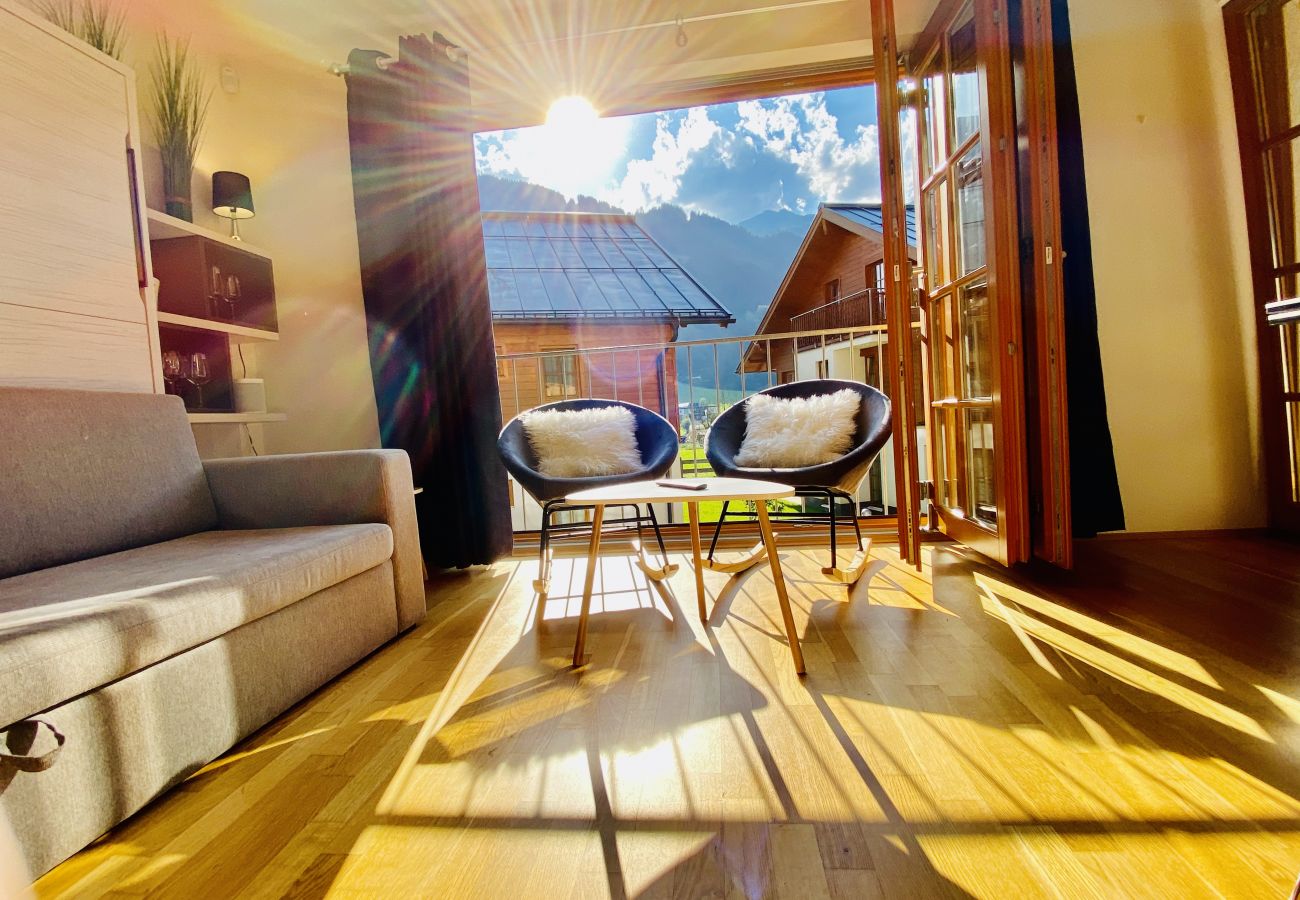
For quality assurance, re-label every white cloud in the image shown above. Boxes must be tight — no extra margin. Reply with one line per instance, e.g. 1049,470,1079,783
609,107,720,213
737,93,881,205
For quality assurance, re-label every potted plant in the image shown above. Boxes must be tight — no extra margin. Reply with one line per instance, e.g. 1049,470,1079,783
35,0,127,59
150,35,209,222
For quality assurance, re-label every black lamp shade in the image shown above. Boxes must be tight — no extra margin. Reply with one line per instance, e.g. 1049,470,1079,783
212,171,255,219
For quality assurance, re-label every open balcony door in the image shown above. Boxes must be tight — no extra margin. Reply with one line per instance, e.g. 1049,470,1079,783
876,0,1039,567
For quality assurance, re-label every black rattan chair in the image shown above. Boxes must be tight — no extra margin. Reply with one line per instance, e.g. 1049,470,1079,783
704,380,892,583
498,399,680,595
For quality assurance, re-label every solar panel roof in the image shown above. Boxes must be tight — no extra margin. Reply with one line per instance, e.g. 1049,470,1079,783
482,212,734,324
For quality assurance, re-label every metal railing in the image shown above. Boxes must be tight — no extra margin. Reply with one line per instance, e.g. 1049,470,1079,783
496,323,927,533
789,290,886,350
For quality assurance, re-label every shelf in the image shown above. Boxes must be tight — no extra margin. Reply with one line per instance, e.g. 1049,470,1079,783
146,209,272,260
158,311,278,343
187,412,287,425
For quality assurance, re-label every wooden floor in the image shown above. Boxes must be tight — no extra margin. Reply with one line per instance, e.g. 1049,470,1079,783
36,533,1300,899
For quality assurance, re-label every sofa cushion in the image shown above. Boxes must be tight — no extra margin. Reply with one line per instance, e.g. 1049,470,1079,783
0,388,218,579
0,524,393,726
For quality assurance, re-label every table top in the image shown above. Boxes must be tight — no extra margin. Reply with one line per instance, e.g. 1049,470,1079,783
566,477,795,505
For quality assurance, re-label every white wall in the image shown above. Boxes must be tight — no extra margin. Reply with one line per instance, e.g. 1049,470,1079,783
120,3,381,457
1068,0,1263,532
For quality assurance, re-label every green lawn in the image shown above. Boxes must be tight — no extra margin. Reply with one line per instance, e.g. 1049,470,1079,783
674,445,800,522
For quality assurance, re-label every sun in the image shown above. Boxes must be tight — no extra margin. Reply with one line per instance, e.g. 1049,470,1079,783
545,95,598,131
482,95,627,199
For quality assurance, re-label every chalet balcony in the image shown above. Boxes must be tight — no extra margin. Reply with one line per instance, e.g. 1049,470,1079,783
788,289,887,351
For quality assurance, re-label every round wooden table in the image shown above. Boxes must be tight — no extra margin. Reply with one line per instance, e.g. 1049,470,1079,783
564,477,805,674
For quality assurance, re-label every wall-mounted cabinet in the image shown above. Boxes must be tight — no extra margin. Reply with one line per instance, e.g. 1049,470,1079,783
151,233,277,332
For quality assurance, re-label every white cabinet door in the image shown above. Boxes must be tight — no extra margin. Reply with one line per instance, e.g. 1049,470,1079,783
0,1,153,391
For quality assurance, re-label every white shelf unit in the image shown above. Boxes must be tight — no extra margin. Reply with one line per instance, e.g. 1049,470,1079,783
187,412,287,425
156,311,279,343
146,208,272,259
148,209,282,437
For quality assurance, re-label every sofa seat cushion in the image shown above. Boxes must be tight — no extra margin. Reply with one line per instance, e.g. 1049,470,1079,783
0,524,394,726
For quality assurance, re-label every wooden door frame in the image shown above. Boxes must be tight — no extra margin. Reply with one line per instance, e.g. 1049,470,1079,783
872,0,925,568
1015,0,1073,566
1223,0,1299,531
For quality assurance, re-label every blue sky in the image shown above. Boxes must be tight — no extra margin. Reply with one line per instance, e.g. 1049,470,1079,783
474,85,895,225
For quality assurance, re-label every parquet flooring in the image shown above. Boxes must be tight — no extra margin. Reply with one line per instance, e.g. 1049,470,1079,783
35,533,1300,898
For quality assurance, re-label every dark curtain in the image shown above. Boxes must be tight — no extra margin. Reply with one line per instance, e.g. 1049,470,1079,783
344,35,513,567
1051,0,1125,536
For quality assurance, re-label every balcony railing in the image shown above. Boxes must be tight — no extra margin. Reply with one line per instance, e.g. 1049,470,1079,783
495,324,927,533
789,289,886,350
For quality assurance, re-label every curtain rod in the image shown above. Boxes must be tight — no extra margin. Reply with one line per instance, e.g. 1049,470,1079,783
325,44,468,76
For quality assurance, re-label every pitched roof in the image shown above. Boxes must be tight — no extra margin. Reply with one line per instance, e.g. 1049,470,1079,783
482,211,734,325
822,203,919,246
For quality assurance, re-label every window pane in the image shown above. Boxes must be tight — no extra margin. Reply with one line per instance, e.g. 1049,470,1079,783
1264,139,1300,272
934,407,959,509
922,70,946,174
949,5,979,148
959,282,993,400
955,141,986,274
964,406,997,527
1282,323,1300,394
932,291,956,401
1248,0,1300,140
1288,401,1300,501
924,179,950,288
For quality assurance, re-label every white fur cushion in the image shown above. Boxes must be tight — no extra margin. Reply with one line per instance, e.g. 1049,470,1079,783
733,389,861,468
522,405,642,478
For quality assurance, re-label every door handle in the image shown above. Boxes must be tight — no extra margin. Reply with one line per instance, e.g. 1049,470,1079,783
1265,297,1300,326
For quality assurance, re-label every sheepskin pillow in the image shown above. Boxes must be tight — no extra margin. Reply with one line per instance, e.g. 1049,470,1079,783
522,405,642,478
733,389,860,468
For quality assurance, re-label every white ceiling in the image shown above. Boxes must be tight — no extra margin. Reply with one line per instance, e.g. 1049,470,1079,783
148,0,943,126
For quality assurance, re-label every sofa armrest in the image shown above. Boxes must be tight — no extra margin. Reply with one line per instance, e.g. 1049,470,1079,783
203,450,425,630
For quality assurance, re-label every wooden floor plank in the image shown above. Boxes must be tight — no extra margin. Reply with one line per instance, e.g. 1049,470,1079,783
33,537,1300,899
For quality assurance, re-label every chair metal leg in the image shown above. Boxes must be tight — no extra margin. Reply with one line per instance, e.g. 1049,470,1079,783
706,501,731,562
635,503,679,582
647,504,669,563
849,494,865,551
533,502,555,595
828,490,838,570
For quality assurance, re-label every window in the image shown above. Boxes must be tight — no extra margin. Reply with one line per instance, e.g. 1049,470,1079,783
825,279,841,303
542,347,579,399
816,359,830,379
780,370,795,384
868,262,886,294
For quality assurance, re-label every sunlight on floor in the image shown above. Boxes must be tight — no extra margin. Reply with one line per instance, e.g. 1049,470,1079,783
36,544,1300,899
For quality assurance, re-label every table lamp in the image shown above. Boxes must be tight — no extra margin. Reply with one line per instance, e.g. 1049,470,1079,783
212,171,255,241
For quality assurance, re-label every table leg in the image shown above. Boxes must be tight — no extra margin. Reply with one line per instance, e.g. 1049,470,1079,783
573,505,605,668
755,503,805,675
687,501,707,622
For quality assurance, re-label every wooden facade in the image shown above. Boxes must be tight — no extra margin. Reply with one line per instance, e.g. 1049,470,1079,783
494,320,680,424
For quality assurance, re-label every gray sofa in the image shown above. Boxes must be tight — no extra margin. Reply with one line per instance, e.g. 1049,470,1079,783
0,387,425,876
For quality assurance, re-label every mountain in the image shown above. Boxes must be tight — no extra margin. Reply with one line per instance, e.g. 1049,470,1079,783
738,209,815,237
476,174,803,390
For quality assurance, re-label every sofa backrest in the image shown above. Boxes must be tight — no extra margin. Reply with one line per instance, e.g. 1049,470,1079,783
0,388,218,578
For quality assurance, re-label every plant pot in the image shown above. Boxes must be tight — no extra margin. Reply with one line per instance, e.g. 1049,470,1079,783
164,195,192,222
